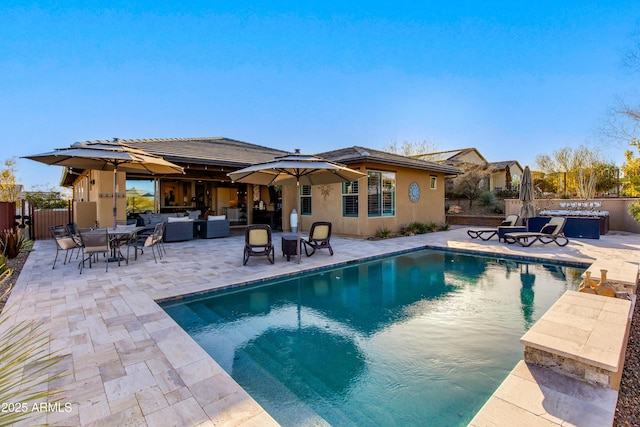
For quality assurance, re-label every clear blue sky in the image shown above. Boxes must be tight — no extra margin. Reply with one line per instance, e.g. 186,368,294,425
3,1,640,190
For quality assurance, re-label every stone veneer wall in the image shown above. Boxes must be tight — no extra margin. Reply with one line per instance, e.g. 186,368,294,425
524,347,615,389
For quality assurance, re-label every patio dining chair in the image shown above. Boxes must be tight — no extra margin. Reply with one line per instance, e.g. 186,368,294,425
302,222,334,257
78,228,113,274
132,222,164,263
49,225,81,269
243,224,274,265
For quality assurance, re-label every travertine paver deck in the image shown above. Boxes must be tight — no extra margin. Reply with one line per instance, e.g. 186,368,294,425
3,227,639,426
468,360,619,427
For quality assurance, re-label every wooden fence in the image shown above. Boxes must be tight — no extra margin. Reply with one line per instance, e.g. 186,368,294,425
0,200,74,240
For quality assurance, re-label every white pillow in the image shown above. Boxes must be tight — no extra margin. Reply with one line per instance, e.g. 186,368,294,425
167,216,192,223
208,215,226,221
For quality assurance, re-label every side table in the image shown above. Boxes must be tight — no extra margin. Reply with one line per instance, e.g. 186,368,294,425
281,235,299,261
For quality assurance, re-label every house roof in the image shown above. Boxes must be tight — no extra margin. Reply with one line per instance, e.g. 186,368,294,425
487,160,523,172
77,137,290,168
413,148,488,164
316,146,462,175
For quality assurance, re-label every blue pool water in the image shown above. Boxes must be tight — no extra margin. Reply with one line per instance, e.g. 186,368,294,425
162,249,583,426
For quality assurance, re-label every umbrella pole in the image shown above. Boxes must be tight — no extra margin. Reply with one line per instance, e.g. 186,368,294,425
113,165,118,229
296,180,302,264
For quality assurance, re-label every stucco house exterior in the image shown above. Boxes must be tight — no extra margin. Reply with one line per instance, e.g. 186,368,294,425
60,138,461,237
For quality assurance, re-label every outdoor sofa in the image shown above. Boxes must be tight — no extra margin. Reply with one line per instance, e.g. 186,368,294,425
138,211,230,242
200,215,231,238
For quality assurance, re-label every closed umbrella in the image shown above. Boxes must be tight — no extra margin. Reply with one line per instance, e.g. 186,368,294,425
24,138,184,228
228,149,366,263
519,166,536,226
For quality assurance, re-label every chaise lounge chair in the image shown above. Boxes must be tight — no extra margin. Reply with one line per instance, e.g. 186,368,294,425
502,216,569,247
243,224,275,265
302,222,334,257
467,214,520,241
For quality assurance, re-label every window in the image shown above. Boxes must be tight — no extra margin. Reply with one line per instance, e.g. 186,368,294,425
300,185,312,215
126,179,155,213
367,171,395,217
342,181,359,217
430,175,437,190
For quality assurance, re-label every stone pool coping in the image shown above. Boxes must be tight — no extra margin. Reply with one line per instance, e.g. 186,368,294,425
3,227,639,426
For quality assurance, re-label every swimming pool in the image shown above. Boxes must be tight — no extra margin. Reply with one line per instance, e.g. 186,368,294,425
162,249,583,426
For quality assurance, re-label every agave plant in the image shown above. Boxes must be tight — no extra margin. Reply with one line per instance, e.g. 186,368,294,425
0,229,26,259
0,317,66,426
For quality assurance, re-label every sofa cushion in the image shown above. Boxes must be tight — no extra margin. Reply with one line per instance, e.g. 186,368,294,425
167,216,193,223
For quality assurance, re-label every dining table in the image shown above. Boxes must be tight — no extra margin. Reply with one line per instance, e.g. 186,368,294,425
106,225,146,264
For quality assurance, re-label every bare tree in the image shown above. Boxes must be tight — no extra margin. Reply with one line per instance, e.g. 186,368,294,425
383,139,439,156
450,165,488,206
535,144,612,198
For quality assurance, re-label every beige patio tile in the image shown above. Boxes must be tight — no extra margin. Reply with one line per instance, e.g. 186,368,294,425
520,330,585,357
153,368,187,395
203,389,279,426
135,385,170,416
143,396,209,427
468,395,557,427
78,392,111,425
104,362,156,402
175,357,227,387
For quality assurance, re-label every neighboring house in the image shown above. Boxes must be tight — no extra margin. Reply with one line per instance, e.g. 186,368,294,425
59,138,461,237
486,160,523,192
414,148,522,193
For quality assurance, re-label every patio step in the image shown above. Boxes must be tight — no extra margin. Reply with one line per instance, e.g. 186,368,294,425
520,290,633,391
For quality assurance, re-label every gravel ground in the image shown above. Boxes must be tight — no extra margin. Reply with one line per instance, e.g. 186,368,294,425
614,297,640,427
0,250,638,425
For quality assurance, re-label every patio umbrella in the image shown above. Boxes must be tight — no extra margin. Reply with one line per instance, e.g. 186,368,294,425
228,149,366,263
519,166,536,226
24,138,184,228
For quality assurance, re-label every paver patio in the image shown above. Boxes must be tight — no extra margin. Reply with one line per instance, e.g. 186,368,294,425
3,227,639,426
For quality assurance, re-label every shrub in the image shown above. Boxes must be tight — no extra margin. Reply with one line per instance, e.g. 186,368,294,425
478,191,497,207
0,229,26,259
628,201,640,223
401,222,430,236
438,222,451,231
375,226,391,239
426,222,438,232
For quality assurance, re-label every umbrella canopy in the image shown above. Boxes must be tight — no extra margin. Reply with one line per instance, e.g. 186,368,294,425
228,149,366,263
24,138,184,228
519,166,536,223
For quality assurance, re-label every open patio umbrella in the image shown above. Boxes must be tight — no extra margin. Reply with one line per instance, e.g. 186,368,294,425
519,166,536,227
24,138,184,228
228,149,366,263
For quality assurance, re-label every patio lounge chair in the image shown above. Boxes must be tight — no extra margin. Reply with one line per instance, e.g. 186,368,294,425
467,214,520,241
243,224,274,265
302,222,334,257
503,217,569,247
